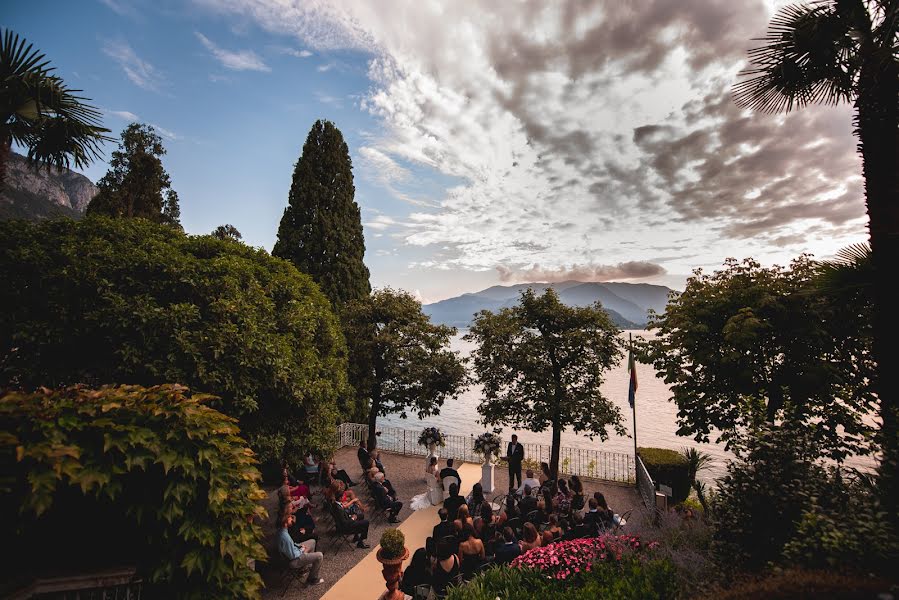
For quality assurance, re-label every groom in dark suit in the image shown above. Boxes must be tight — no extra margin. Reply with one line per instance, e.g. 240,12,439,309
505,434,524,491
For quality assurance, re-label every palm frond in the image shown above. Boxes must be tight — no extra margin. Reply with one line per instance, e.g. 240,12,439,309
813,242,874,298
733,2,858,113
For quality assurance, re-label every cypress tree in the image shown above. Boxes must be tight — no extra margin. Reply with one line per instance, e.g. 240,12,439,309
274,120,372,422
273,120,371,307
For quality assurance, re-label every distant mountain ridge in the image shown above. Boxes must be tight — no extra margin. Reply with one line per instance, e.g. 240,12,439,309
423,280,672,329
0,152,97,221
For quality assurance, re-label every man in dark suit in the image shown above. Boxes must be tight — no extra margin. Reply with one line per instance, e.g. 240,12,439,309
505,434,524,490
493,527,521,565
357,440,371,470
372,472,402,523
439,457,462,489
442,482,466,521
432,508,455,540
519,484,538,518
330,500,370,548
582,497,610,537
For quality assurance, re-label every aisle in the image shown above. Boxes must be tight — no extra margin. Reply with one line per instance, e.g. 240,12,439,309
321,462,481,600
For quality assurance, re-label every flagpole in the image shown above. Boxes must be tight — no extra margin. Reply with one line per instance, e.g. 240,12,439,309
630,333,638,465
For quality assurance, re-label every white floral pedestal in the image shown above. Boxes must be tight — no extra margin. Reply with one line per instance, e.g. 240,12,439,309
480,460,495,494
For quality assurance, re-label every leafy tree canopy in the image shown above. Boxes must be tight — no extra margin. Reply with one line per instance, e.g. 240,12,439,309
0,29,112,185
0,384,267,599
0,216,347,464
643,255,876,461
465,288,625,478
343,288,467,449
86,123,181,229
273,119,370,308
211,223,242,241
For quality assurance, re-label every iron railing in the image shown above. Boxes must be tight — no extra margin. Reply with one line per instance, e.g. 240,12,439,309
635,453,656,509
337,423,635,483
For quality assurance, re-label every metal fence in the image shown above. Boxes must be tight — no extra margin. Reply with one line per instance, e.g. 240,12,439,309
635,453,656,509
337,422,635,483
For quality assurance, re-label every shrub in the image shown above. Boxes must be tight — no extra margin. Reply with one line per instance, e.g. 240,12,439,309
702,569,892,599
0,385,267,599
638,447,690,503
0,217,347,465
511,534,657,580
379,528,405,559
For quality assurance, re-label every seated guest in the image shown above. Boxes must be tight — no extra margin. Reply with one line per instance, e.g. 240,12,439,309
594,493,615,529
517,469,542,496
372,472,402,523
519,522,542,552
570,475,586,511
431,541,462,598
333,481,366,517
458,524,485,560
443,483,466,521
493,527,521,565
583,497,609,536
330,496,371,549
454,504,473,533
541,514,563,544
281,460,300,485
372,449,386,475
357,440,371,469
291,502,318,544
278,513,325,585
302,452,320,483
539,462,554,489
439,458,462,488
541,487,554,515
400,548,432,597
433,507,455,540
466,482,485,515
564,510,588,540
327,460,356,488
554,479,572,514
519,484,538,518
497,493,518,526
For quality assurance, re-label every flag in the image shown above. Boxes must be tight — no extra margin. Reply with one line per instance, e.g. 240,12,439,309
627,346,638,408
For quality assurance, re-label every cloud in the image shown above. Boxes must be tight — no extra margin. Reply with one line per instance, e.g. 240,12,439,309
359,146,410,184
497,261,667,283
198,0,869,275
317,63,334,72
271,46,313,58
195,32,271,72
107,109,141,121
102,108,180,141
99,0,141,18
102,39,164,92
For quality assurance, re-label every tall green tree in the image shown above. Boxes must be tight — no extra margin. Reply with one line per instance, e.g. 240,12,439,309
212,223,243,241
465,288,625,478
273,120,370,307
273,120,372,421
733,0,899,518
644,255,876,461
1,30,112,186
342,288,467,450
86,123,181,228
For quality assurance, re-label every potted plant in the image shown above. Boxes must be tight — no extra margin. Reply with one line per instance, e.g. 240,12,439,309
474,432,502,493
376,528,409,600
418,426,446,468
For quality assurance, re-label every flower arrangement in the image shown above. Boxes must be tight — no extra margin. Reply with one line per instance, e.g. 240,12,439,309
473,432,502,461
379,528,406,560
511,534,658,581
418,426,446,448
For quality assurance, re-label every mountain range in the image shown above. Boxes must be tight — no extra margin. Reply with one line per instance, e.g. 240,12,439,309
423,281,672,329
0,152,97,221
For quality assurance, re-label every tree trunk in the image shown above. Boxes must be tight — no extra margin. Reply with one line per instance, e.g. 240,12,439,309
367,400,379,453
857,54,899,528
550,420,562,481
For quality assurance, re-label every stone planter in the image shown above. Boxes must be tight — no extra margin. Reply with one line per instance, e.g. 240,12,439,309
376,546,410,600
480,460,495,493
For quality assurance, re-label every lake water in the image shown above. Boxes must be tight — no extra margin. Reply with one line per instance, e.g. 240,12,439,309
379,330,877,482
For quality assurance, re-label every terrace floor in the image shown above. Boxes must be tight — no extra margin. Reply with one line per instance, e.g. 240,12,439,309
260,446,643,600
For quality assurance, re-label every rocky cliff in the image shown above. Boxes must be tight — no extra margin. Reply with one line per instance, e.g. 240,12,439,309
0,151,98,220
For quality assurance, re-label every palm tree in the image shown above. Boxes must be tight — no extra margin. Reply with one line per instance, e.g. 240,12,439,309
733,0,898,526
1,29,112,186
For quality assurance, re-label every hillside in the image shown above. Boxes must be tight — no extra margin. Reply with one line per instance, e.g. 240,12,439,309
0,152,97,221
423,280,672,329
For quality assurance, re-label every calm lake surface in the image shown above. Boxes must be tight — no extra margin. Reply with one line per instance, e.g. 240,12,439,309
379,330,877,482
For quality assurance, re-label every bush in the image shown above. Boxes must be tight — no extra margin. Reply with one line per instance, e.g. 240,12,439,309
446,557,678,600
702,569,892,599
639,447,691,503
379,528,405,559
0,385,267,599
0,217,348,465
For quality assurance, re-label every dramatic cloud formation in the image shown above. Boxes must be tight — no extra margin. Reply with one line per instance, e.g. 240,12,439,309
102,39,164,92
196,0,868,279
195,32,271,72
497,261,667,283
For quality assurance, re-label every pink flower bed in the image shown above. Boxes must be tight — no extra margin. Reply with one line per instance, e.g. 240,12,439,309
511,534,659,581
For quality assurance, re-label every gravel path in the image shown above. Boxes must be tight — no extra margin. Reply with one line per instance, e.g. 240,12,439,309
259,446,643,600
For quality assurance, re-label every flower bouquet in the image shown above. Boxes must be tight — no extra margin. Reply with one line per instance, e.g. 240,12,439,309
473,432,502,463
418,426,446,449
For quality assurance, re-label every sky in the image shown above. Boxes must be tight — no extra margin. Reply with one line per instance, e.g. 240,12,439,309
5,0,869,303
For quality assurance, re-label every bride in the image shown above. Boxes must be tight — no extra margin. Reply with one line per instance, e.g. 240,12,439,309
410,456,442,511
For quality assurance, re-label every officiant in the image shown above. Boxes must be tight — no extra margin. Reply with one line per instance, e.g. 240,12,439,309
504,434,524,490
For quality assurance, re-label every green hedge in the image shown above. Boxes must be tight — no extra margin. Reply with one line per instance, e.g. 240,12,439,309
638,447,691,503
0,216,347,464
0,385,267,599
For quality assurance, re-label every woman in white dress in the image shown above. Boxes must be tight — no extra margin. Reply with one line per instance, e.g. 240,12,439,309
410,456,442,511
